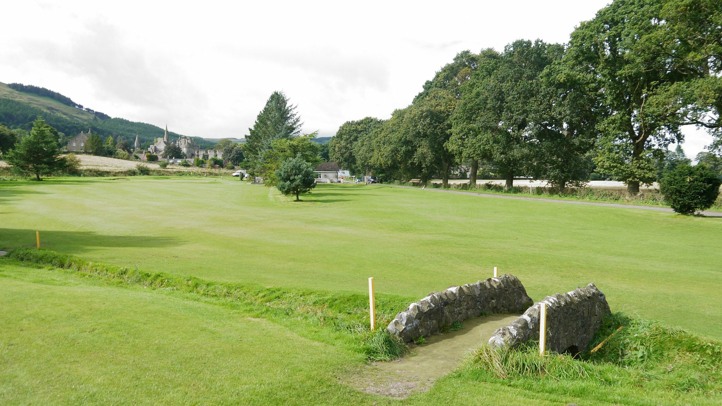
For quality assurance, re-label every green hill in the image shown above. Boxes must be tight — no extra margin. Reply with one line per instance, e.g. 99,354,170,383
0,82,213,148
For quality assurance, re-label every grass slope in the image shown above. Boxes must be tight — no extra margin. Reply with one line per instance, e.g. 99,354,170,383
0,82,93,123
1,178,720,340
0,263,371,404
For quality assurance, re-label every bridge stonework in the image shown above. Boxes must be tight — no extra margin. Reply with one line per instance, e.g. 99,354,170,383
488,283,611,354
386,274,534,343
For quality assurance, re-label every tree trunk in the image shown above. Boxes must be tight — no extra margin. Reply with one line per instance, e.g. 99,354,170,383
627,138,645,195
469,160,478,187
442,162,450,188
627,180,640,195
504,172,514,191
295,191,300,201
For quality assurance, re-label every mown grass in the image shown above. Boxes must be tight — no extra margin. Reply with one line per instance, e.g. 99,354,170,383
0,262,374,405
1,177,720,339
2,176,722,404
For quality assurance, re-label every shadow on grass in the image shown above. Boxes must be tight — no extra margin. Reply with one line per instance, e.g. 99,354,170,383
0,186,46,203
0,228,181,254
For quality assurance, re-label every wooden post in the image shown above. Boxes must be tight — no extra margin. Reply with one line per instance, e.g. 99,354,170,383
368,277,376,330
36,231,40,250
493,266,498,278
539,302,547,355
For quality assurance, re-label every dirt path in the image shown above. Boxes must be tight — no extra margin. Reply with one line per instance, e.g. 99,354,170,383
347,314,519,398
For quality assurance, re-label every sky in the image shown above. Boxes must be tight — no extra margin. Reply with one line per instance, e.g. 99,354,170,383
0,0,713,158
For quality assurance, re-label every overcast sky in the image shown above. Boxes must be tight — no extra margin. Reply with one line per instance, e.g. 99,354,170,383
0,0,713,157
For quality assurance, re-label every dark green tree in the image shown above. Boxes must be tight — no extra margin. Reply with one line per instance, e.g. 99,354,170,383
660,163,721,214
565,0,722,194
163,143,184,159
448,49,501,185
453,40,563,190
5,118,64,180
366,107,419,182
276,155,317,201
104,136,115,156
261,134,321,185
406,88,457,186
330,117,384,176
0,124,18,156
695,151,722,177
226,144,244,166
245,91,302,179
84,133,104,156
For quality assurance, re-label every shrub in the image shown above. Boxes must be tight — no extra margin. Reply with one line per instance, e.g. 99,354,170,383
114,149,130,160
145,153,158,162
136,164,151,175
209,157,223,168
61,153,82,175
179,160,191,167
158,161,169,169
660,164,721,215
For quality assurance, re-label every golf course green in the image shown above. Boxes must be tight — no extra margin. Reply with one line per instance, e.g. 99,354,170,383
2,176,720,404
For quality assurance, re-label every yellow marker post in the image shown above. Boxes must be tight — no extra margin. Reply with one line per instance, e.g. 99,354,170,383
539,302,547,356
36,231,40,249
493,266,498,278
368,277,376,330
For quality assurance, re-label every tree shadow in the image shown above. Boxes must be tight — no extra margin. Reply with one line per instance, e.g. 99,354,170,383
0,228,181,255
0,187,45,202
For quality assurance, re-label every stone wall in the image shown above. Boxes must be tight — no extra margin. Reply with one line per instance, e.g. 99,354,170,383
387,274,534,343
488,283,611,355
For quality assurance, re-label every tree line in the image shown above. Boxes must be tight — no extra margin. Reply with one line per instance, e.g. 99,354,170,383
329,0,722,195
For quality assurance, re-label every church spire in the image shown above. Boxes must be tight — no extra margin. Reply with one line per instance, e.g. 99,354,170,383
163,125,169,143
134,134,140,150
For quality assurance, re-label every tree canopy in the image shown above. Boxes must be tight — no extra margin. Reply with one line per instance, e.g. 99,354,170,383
329,0,722,196
0,123,17,155
244,91,303,179
276,155,317,201
5,117,64,180
565,0,722,194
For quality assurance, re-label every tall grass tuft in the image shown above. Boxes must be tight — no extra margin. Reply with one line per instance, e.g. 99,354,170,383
363,329,408,361
474,344,589,380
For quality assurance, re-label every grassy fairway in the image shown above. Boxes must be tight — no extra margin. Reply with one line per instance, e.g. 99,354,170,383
0,263,370,404
2,176,722,404
1,177,720,339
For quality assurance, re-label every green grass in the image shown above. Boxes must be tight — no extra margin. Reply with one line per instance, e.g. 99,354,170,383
2,176,722,404
1,177,720,339
0,263,372,404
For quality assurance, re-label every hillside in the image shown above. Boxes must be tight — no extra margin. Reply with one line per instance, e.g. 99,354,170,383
0,82,214,148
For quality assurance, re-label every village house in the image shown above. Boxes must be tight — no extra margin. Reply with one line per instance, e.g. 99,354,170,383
66,129,91,152
314,162,349,183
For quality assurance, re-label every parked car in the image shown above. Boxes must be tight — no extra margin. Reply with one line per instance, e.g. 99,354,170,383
232,170,244,177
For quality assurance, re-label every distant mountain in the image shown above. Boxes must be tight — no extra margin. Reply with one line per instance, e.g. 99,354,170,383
0,82,214,149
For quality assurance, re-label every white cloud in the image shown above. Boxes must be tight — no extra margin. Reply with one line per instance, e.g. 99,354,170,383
2,0,647,147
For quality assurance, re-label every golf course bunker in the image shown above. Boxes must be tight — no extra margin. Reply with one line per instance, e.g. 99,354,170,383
350,314,519,398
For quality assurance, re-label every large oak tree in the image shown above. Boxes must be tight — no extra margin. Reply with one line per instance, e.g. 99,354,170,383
565,0,722,194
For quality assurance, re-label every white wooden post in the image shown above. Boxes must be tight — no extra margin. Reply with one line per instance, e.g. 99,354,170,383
368,277,376,330
493,266,498,278
539,302,547,355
